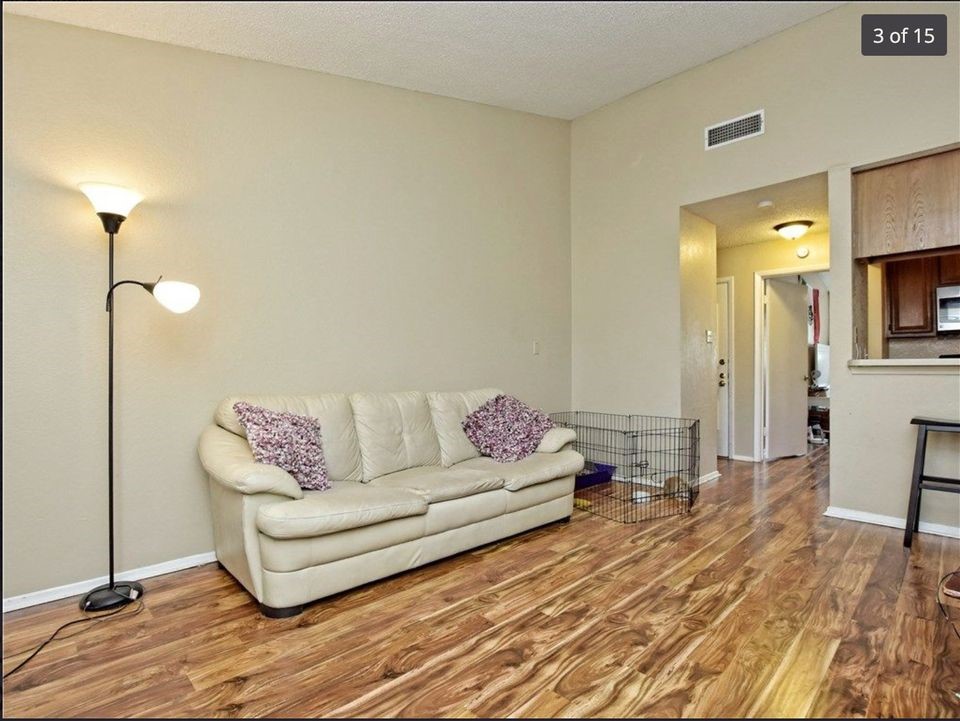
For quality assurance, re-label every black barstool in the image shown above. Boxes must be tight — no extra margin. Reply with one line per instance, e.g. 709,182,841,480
904,417,960,548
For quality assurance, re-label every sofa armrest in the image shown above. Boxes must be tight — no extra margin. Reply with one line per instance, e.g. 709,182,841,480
536,427,577,454
198,425,303,500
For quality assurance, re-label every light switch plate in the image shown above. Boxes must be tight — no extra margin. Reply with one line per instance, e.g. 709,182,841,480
705,330,714,344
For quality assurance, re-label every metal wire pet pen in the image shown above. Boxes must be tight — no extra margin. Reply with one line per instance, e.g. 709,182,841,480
550,412,701,523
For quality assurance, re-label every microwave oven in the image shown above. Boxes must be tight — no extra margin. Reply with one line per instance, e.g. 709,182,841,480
937,285,960,332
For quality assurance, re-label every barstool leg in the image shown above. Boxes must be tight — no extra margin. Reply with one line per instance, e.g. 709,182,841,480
904,425,927,548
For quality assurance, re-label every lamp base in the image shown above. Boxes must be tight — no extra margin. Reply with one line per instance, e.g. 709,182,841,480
79,581,143,612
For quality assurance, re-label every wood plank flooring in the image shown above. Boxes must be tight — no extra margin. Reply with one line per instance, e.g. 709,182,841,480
3,448,959,717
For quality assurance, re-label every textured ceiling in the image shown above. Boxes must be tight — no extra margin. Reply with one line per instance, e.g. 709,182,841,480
3,1,844,119
687,173,829,249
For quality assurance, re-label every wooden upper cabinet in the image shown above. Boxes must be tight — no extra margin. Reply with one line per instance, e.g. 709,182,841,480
939,251,960,284
854,149,960,259
885,257,937,337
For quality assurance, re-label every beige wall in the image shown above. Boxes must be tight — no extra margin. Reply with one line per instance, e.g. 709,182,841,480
2,17,572,597
5,3,960,601
828,168,960,529
572,2,959,523
716,233,831,458
866,262,885,359
679,210,718,475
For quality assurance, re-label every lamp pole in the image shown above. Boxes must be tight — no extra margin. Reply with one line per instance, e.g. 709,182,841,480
80,211,145,612
108,229,115,593
76,185,198,612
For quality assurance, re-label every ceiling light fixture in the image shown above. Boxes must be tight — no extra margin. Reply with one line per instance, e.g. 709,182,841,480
774,220,813,240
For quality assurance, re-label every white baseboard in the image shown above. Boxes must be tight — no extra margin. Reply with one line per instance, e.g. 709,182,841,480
2,551,217,613
20,499,943,613
730,454,758,463
824,506,960,539
700,471,722,485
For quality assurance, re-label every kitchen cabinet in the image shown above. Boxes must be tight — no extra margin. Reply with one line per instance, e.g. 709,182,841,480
939,252,960,284
885,256,937,337
854,149,960,259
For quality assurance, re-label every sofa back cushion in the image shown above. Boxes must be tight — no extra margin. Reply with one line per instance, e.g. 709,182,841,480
215,394,363,482
427,388,502,466
350,391,442,481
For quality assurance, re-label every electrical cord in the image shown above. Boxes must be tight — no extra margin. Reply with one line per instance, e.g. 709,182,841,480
937,570,960,642
2,570,955,682
2,600,145,680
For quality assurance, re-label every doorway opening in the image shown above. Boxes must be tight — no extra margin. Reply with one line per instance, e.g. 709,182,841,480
756,268,830,460
716,276,734,458
683,171,830,465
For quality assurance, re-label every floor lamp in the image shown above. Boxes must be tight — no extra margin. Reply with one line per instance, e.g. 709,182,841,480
78,183,201,612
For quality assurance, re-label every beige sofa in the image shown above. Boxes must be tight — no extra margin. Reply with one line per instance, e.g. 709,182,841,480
198,388,583,617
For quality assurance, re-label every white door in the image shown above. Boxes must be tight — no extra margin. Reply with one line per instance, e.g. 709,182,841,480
764,277,809,459
716,280,731,458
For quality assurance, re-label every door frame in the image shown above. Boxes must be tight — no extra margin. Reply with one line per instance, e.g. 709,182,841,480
716,276,735,458
753,264,829,460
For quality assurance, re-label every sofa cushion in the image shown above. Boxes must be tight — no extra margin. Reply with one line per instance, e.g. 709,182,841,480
350,391,442,481
427,388,502,466
256,482,427,539
216,394,362,482
505,476,575,512
259,515,426,572
424,490,508,535
455,450,584,491
369,466,504,503
461,394,555,462
233,402,330,491
536,427,577,454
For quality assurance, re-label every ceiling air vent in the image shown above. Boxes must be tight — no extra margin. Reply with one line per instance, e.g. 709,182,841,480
705,110,764,150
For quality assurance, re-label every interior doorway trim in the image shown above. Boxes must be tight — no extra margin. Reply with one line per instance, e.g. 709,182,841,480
717,276,735,459
753,264,829,461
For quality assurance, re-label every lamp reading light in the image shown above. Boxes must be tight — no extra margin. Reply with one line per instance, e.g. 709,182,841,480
774,220,813,240
150,280,201,314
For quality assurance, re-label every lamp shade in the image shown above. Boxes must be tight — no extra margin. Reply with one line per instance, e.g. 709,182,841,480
79,182,144,218
152,281,200,313
774,220,813,240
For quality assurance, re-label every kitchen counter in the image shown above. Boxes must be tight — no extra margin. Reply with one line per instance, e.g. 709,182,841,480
848,358,960,375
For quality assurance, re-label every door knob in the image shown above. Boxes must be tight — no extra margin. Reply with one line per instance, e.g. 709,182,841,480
719,380,727,387
719,359,726,366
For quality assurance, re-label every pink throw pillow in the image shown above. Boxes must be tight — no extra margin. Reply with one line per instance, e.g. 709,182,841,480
233,402,330,491
462,394,554,463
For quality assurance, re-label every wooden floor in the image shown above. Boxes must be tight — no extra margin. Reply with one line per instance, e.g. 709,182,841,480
4,448,959,717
